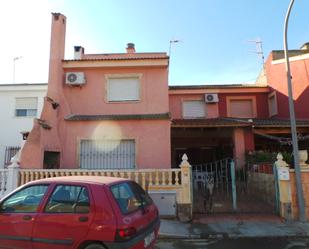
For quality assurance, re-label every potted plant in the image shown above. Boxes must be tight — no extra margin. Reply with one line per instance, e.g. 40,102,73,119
246,151,276,173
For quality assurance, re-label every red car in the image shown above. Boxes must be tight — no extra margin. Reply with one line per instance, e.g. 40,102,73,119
0,176,160,249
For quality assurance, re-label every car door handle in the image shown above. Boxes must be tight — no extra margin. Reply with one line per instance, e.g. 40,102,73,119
79,216,88,222
23,215,32,221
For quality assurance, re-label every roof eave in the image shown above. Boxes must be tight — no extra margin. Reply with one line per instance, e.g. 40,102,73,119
62,58,169,68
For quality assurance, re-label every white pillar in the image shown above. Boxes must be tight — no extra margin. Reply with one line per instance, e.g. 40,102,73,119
6,157,19,194
5,141,24,194
178,154,192,221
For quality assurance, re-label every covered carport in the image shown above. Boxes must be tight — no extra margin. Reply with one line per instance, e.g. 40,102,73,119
171,118,252,168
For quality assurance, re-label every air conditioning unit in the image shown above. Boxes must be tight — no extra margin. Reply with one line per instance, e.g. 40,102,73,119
65,72,86,85
205,93,219,103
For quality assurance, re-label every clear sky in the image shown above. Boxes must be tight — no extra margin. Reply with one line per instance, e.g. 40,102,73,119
0,0,309,85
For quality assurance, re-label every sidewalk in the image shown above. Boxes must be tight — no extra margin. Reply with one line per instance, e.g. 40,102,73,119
159,214,309,239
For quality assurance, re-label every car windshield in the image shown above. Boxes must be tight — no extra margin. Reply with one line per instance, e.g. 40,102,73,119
1,185,49,213
110,182,152,214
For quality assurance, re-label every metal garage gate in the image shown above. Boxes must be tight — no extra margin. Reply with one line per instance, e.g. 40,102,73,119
80,139,135,169
192,159,278,214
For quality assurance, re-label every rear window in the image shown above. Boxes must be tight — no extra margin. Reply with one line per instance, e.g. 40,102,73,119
111,182,152,214
130,182,153,206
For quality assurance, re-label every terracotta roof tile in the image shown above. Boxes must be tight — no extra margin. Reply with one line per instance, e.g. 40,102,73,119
171,118,251,127
252,118,309,127
169,84,268,90
63,52,168,62
172,118,309,128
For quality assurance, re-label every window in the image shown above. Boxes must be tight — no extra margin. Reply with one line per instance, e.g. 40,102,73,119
111,182,139,214
107,77,140,102
268,92,278,117
227,97,257,118
4,146,20,166
15,97,38,117
130,182,153,207
45,185,90,213
111,182,152,214
0,185,48,213
80,139,135,169
182,100,205,118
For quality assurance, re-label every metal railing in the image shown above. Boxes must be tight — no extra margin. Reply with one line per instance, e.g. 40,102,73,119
4,146,20,166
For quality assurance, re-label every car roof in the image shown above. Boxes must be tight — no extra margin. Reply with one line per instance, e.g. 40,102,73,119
26,176,130,186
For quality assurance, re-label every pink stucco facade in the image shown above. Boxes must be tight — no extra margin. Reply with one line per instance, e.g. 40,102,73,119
169,94,219,119
62,67,169,115
20,13,309,170
61,120,171,169
20,13,171,169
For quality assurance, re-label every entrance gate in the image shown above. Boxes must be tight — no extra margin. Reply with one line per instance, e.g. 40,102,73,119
192,159,278,214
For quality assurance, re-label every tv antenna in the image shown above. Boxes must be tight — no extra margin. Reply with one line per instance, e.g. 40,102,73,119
248,38,266,77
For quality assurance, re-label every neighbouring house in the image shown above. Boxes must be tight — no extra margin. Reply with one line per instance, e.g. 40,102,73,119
20,13,171,170
20,13,309,171
0,83,47,168
169,43,309,168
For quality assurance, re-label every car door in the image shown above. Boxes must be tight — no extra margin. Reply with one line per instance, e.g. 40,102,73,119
31,184,93,249
0,184,49,249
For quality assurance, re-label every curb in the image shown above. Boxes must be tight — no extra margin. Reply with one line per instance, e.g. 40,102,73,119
225,234,309,239
159,233,309,240
158,233,200,239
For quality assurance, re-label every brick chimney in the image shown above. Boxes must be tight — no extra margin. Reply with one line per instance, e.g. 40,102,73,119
126,43,136,53
74,46,84,59
47,13,66,99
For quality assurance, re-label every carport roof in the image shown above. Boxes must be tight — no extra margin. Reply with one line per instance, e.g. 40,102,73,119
171,118,309,128
171,118,251,128
252,118,309,128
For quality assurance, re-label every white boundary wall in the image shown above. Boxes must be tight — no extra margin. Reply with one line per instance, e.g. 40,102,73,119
0,83,47,168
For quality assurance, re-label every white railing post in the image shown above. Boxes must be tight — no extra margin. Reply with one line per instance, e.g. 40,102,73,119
178,154,192,221
5,140,24,195
6,157,20,195
274,152,292,221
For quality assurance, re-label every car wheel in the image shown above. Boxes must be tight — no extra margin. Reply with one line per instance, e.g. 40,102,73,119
84,243,106,249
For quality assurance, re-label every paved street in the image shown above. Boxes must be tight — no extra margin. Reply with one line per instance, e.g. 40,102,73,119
155,238,309,249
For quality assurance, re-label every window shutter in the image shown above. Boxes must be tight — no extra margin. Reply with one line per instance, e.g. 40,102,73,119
268,95,277,117
108,77,140,101
15,98,38,109
229,99,254,118
183,100,205,118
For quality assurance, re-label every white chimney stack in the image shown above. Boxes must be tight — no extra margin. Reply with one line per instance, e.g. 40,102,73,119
74,46,84,59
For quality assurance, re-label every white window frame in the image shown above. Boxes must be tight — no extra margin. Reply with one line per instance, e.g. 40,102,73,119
182,100,206,119
106,74,142,102
15,97,38,117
